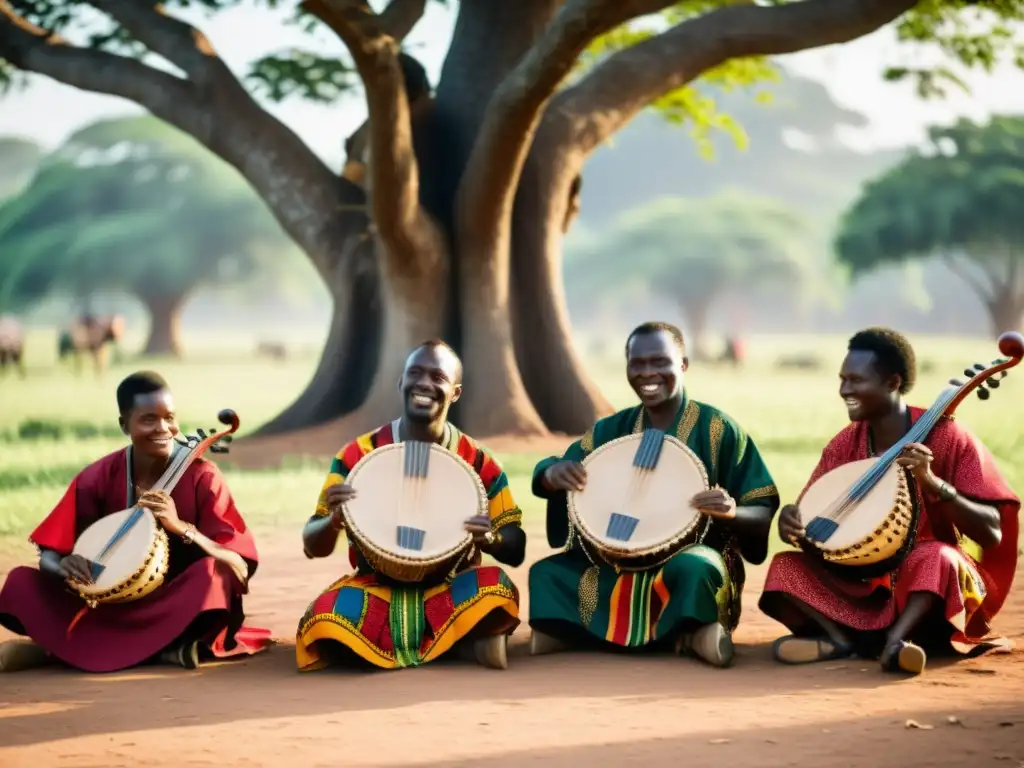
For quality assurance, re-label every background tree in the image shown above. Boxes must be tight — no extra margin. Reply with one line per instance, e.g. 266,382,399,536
2,0,1022,440
0,136,41,199
0,116,289,356
836,115,1024,336
574,191,816,358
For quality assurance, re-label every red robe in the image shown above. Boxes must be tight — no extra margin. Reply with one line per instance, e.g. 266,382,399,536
759,407,1020,652
0,448,273,672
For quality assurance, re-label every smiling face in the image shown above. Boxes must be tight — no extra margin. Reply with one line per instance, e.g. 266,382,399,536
121,390,179,459
838,349,901,422
399,344,463,425
626,330,687,409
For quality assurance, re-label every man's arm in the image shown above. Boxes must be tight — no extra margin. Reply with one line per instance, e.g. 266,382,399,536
714,416,780,565
303,513,345,559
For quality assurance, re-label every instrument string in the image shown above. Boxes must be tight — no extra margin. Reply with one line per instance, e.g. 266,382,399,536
95,443,194,564
818,388,957,524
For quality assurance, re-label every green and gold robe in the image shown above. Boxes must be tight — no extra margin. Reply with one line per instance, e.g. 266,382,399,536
528,395,779,647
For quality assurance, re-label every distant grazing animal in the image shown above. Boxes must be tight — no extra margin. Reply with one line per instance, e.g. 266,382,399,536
256,340,288,361
0,315,26,377
58,314,125,376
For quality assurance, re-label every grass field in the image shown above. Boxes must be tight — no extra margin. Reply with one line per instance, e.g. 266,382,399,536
1,327,1021,563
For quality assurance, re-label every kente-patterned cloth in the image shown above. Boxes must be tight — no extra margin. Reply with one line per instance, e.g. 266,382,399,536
528,396,779,646
296,421,522,670
759,406,1020,652
0,447,272,672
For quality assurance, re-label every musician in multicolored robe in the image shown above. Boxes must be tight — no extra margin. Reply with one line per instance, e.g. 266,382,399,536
528,322,779,667
296,341,526,671
760,327,1020,675
0,371,272,673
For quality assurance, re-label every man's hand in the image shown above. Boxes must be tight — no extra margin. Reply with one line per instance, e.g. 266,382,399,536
542,461,587,492
690,487,736,520
138,490,188,538
326,483,357,511
464,515,498,554
777,504,805,546
895,442,940,491
216,549,250,587
59,554,95,584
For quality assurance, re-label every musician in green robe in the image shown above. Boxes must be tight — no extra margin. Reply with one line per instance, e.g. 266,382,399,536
528,322,779,666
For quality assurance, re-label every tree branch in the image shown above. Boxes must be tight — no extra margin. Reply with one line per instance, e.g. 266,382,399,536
553,0,919,155
302,0,438,269
89,0,237,89
0,1,201,128
456,0,676,253
1,1,370,283
378,0,427,41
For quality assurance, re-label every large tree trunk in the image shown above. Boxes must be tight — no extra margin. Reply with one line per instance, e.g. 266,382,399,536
255,231,382,435
510,125,614,433
140,292,187,357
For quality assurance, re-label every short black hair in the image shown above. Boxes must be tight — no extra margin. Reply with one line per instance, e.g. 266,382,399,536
626,321,686,357
399,52,432,103
116,370,169,415
848,327,916,394
408,339,462,383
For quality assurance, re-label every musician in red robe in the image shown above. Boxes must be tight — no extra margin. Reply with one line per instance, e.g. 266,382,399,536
759,328,1020,675
0,371,273,673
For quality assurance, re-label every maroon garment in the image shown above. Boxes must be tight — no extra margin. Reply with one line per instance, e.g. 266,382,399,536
0,447,272,672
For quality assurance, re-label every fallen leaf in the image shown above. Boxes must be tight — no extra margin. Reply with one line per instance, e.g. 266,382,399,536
998,722,1015,727
947,716,962,726
905,719,934,730
709,739,731,745
965,668,997,675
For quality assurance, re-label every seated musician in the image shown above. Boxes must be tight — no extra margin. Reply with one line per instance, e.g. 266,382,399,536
528,322,779,667
0,371,272,673
296,340,526,671
759,328,1020,675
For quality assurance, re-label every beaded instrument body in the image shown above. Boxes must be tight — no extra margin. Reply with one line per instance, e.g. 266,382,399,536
568,430,712,572
341,441,488,584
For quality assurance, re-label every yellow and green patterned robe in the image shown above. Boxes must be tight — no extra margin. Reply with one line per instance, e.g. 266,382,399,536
296,420,524,670
528,396,779,647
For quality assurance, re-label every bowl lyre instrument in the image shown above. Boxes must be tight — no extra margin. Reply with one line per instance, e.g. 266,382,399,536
341,441,488,583
69,410,240,609
798,331,1023,579
567,429,712,571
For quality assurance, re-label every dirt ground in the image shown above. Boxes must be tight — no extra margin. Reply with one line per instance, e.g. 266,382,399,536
1,533,1022,768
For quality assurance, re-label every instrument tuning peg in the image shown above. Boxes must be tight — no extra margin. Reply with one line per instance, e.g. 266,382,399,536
196,428,208,439
973,363,986,371
949,378,964,387
964,368,976,378
220,435,233,444
987,376,1001,389
977,387,991,400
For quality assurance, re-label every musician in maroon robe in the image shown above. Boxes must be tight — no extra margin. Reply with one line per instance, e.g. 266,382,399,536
759,328,1020,675
0,371,273,673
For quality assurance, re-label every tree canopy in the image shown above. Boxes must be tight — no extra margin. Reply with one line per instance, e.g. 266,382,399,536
835,115,1024,335
3,0,1023,442
573,190,815,353
0,115,289,354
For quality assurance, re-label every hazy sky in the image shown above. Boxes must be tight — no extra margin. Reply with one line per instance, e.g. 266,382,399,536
3,4,1024,167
